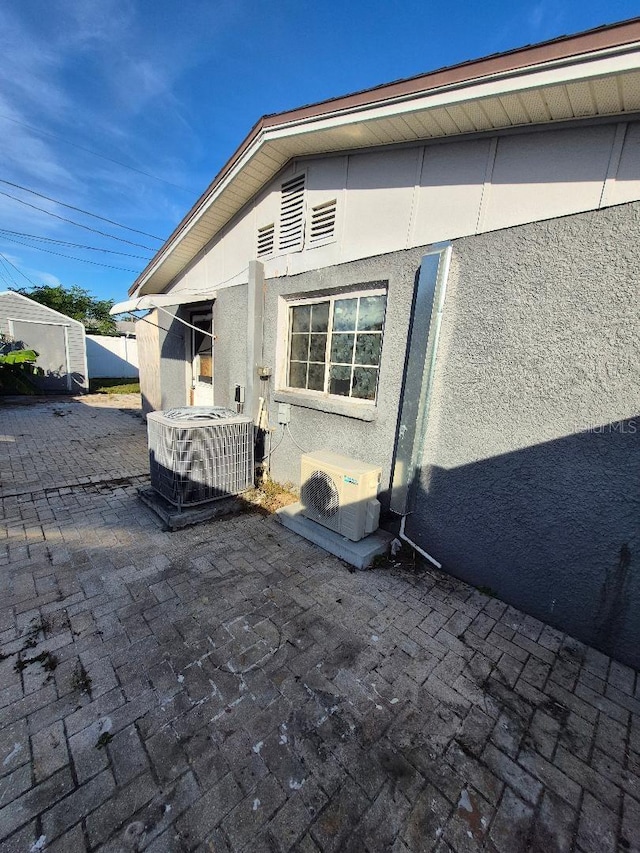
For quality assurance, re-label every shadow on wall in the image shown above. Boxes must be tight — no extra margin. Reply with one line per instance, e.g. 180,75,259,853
33,369,86,394
407,415,640,668
1,337,86,394
138,311,187,415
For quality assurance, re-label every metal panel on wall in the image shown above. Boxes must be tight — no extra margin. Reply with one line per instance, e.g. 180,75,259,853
341,148,419,262
482,124,615,231
412,138,492,246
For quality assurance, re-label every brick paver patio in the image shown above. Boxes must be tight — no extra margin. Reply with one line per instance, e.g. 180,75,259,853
0,395,638,853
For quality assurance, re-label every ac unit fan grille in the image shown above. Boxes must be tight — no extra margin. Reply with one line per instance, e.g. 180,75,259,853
301,470,340,518
147,416,253,507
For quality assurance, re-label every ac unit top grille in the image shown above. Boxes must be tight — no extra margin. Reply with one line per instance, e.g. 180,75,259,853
147,407,247,428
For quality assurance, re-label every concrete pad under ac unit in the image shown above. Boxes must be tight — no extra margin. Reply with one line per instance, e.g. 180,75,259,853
276,502,393,570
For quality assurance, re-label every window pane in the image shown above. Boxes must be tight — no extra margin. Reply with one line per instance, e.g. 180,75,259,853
309,334,327,363
333,298,357,331
329,364,351,396
311,302,329,332
357,295,386,331
352,367,378,400
355,333,381,365
307,363,325,391
290,333,309,361
291,305,311,332
289,361,307,388
330,333,354,364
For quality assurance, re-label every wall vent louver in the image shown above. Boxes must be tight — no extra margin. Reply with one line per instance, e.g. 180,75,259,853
257,223,275,257
279,173,306,251
309,199,337,244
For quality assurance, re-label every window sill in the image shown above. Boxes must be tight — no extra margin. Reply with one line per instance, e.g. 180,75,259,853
273,390,377,422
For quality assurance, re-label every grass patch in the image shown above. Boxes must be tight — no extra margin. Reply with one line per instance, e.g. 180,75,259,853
89,377,140,394
242,478,298,514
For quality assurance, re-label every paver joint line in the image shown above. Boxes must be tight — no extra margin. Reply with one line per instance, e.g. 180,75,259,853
0,395,638,852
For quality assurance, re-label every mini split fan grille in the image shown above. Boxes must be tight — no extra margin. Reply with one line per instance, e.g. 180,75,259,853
300,470,340,518
299,450,382,541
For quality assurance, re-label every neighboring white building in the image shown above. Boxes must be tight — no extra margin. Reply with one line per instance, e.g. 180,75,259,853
0,290,88,393
114,20,640,667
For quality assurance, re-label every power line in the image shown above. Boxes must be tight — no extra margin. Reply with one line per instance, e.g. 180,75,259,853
0,113,196,194
0,235,143,273
0,178,164,241
0,254,20,288
0,251,36,286
0,189,157,251
0,228,152,260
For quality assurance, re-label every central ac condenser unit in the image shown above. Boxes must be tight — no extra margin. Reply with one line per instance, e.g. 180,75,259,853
300,450,381,541
147,407,253,509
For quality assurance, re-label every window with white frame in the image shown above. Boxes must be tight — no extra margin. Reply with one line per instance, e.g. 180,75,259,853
286,289,387,402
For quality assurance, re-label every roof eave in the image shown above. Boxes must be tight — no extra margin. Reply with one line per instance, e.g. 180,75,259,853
129,16,640,297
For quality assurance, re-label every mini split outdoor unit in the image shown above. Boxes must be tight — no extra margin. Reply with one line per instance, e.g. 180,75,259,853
147,407,254,509
300,450,382,542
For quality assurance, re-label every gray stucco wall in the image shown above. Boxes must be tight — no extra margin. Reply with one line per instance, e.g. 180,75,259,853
262,249,425,501
407,201,640,667
213,285,247,410
0,291,87,392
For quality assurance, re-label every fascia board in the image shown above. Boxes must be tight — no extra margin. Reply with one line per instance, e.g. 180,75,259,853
262,46,640,136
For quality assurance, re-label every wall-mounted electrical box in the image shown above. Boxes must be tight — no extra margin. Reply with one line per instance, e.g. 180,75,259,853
278,403,291,425
235,385,245,404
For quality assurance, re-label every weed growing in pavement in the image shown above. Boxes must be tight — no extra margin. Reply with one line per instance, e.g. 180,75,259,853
21,615,53,650
13,649,59,674
71,660,93,697
95,732,113,749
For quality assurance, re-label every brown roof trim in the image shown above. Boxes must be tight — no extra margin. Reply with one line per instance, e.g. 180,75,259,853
130,16,640,295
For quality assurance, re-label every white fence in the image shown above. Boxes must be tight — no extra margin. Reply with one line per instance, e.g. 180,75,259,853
86,335,139,379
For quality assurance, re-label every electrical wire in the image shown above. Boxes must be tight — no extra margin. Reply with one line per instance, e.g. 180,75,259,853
286,423,308,453
0,179,165,241
0,254,19,288
0,189,157,251
260,426,285,463
0,251,36,286
0,235,142,273
0,228,152,260
0,114,196,194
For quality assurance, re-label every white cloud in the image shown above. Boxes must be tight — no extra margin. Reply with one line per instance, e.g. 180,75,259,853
526,0,566,35
32,270,62,287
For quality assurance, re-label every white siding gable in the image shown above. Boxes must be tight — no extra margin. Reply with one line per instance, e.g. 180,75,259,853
163,119,640,299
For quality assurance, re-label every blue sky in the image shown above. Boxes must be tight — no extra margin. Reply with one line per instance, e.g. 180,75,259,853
0,0,638,303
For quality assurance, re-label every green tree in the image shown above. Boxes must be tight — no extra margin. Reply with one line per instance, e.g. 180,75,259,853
16,284,116,334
